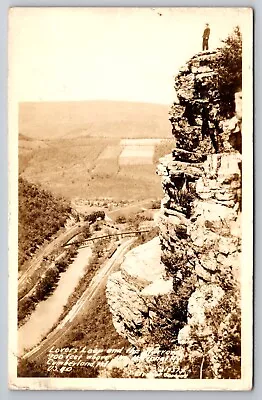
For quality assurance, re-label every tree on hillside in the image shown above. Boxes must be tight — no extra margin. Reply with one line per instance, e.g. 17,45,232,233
215,26,242,117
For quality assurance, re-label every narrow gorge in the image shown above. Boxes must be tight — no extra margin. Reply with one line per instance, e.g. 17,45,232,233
105,50,242,379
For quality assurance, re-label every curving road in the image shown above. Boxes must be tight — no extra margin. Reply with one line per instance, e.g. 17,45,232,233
18,223,85,297
22,237,135,363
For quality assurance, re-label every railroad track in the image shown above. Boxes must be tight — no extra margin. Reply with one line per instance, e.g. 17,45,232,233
22,238,135,362
64,229,149,248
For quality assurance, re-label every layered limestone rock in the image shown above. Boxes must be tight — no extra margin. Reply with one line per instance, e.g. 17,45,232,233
159,50,242,287
99,346,186,379
106,51,242,360
178,284,225,345
189,153,242,284
170,50,241,157
106,237,173,348
156,51,242,357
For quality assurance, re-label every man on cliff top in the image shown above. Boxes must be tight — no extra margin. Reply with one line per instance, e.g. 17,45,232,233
202,23,210,51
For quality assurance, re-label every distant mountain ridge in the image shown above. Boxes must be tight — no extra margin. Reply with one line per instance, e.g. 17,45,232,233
19,101,171,140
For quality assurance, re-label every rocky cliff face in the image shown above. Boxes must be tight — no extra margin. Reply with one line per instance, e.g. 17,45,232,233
159,50,242,290
170,50,241,156
106,237,174,348
106,50,242,377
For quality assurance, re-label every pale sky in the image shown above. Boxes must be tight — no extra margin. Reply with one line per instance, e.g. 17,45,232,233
9,7,251,105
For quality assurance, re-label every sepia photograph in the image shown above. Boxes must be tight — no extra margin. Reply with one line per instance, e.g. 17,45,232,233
8,7,253,390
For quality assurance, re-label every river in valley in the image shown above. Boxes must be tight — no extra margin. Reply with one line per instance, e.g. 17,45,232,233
18,246,92,356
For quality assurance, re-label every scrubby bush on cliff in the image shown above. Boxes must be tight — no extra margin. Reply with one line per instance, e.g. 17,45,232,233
182,287,241,379
147,251,197,349
164,179,196,218
207,289,241,379
134,227,159,246
151,199,161,209
214,26,242,117
149,291,194,349
174,185,196,218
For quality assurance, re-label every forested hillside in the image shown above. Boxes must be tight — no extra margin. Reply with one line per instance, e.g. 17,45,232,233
18,177,71,270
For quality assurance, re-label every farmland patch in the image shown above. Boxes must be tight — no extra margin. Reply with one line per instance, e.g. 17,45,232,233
92,145,122,177
19,137,171,201
119,145,155,166
120,138,170,146
97,145,122,160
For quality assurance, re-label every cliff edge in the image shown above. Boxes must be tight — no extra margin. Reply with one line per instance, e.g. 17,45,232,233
106,50,242,379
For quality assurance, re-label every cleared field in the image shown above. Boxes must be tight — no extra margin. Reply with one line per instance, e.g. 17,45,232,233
119,145,155,166
24,145,100,175
117,165,162,199
97,145,122,160
92,145,122,177
20,138,113,198
120,138,170,146
19,136,172,201
21,138,117,172
92,160,119,177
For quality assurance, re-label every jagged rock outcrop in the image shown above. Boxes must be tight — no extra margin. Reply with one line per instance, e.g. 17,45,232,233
178,284,225,345
106,50,242,377
158,50,242,287
106,237,173,348
170,51,219,155
170,50,241,156
99,346,186,379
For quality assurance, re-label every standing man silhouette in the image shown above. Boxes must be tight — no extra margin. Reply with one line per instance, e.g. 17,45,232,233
202,23,210,51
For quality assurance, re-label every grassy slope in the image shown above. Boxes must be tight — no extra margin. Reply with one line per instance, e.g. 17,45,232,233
56,280,130,352
19,137,172,201
19,101,174,201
